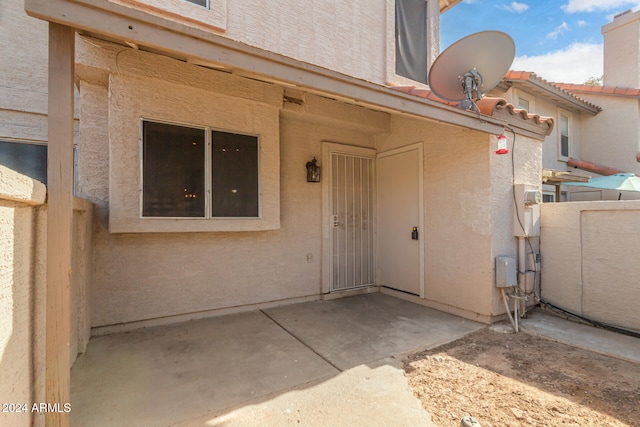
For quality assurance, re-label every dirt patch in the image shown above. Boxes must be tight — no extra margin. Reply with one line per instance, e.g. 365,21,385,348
404,326,640,427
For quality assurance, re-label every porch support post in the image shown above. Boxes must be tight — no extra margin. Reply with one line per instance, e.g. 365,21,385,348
46,22,75,427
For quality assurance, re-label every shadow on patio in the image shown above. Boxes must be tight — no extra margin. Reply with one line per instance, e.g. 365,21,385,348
70,292,483,426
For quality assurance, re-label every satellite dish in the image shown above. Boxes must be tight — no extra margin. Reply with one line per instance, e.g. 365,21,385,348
429,31,515,112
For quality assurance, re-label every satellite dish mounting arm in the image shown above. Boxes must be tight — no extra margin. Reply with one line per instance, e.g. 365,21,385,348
459,69,483,113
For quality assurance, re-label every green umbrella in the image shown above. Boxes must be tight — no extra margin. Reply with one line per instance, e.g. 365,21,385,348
565,173,640,192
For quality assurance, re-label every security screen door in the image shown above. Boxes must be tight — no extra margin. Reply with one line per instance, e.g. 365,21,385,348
330,152,375,291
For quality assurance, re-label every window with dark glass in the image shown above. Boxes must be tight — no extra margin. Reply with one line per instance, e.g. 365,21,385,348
0,140,48,184
560,114,570,158
185,0,208,7
395,0,428,84
141,120,259,218
211,131,259,218
142,121,205,217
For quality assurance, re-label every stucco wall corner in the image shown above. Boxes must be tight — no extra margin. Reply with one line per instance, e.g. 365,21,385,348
489,133,543,316
0,166,46,206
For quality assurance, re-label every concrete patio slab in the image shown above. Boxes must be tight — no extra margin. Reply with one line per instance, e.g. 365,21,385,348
176,364,435,427
521,309,640,364
70,293,482,426
263,292,484,370
70,310,339,426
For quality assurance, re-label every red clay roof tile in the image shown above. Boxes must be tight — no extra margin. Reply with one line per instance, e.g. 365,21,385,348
388,85,554,134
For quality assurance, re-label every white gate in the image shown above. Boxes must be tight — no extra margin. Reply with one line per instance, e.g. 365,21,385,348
330,152,375,291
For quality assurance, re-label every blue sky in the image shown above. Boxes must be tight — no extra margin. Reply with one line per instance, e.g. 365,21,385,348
441,0,640,84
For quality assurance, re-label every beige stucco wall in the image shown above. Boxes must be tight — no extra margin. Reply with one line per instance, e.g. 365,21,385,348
603,9,640,88
424,127,494,319
76,38,390,327
489,132,542,315
0,0,79,143
377,117,498,320
541,201,640,333
76,35,545,326
107,0,429,87
573,93,640,175
377,117,543,321
0,166,46,427
70,199,94,365
0,0,49,143
225,0,388,84
0,164,93,425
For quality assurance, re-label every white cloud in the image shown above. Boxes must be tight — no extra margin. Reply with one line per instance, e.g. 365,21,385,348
547,22,570,39
577,20,588,27
562,0,640,13
511,42,603,84
500,2,529,13
462,0,478,3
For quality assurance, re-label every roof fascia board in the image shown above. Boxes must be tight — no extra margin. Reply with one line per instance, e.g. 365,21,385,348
510,79,600,115
25,0,512,136
439,0,462,13
563,89,640,99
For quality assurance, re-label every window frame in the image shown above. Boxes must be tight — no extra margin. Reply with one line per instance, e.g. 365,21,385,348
386,0,438,87
0,139,49,185
558,109,572,161
515,89,535,113
542,192,555,203
107,72,280,234
139,118,261,220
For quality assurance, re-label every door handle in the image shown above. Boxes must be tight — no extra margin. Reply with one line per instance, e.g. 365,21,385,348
411,227,419,240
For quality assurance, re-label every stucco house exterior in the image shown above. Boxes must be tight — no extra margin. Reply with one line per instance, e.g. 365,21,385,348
1,0,555,424
491,9,640,202
488,70,601,201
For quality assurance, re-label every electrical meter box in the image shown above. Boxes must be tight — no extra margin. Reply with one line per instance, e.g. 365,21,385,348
513,184,541,237
495,256,517,287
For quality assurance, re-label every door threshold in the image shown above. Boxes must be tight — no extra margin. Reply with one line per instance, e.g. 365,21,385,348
322,286,380,301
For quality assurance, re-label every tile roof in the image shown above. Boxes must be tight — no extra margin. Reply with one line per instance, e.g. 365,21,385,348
502,71,602,113
554,83,640,97
567,158,640,177
389,85,554,135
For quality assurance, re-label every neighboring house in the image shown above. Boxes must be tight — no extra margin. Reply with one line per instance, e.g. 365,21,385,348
4,0,553,423
492,9,640,202
488,70,602,201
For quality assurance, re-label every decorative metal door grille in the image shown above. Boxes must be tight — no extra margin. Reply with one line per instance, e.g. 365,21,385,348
330,153,375,291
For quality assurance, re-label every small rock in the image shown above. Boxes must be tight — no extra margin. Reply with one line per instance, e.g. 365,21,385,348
511,408,524,419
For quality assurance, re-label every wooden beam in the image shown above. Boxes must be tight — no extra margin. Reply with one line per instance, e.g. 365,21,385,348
46,23,75,427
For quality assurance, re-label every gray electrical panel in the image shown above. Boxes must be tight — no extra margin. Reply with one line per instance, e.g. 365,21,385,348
495,256,517,287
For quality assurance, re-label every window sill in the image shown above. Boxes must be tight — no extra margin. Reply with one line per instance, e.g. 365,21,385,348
109,216,279,233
